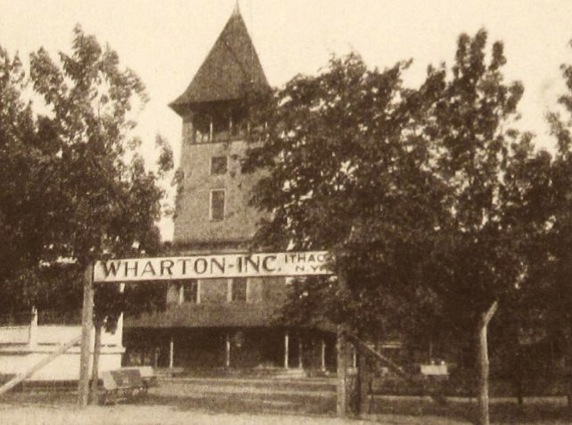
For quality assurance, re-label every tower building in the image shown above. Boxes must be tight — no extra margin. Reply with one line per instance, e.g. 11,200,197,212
124,6,335,372
170,5,269,249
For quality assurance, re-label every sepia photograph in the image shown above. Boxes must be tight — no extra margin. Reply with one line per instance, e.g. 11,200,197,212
1,1,572,424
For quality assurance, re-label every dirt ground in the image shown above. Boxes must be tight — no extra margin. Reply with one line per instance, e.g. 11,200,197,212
2,377,572,424
0,403,470,425
0,376,472,425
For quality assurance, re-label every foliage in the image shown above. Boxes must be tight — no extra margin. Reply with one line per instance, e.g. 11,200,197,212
0,47,55,319
246,30,565,425
245,52,449,338
245,30,550,357
520,43,572,362
0,26,172,323
420,30,528,345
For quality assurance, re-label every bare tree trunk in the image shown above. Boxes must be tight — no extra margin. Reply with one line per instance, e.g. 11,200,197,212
337,325,349,418
477,301,498,425
336,267,350,418
90,322,103,404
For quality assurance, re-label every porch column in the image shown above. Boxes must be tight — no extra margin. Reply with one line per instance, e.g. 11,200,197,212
225,333,231,368
352,347,357,368
298,337,304,369
284,331,290,369
168,337,174,369
153,347,159,368
28,306,38,348
321,339,326,371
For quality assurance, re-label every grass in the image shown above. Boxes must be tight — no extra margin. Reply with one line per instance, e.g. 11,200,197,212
368,395,572,424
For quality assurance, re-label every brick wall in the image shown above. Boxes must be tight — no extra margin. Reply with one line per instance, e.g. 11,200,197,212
174,114,264,245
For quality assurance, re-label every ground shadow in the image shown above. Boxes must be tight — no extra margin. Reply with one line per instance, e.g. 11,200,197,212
143,390,336,416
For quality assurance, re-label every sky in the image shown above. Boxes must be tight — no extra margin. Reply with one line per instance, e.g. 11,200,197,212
2,0,572,239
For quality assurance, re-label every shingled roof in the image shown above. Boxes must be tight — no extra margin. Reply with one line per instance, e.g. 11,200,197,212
170,6,270,115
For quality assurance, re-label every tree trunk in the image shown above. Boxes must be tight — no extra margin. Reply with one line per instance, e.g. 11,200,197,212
90,322,103,404
477,301,499,425
336,325,349,418
336,266,350,418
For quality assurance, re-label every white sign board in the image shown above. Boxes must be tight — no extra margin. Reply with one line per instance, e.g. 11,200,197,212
93,251,332,283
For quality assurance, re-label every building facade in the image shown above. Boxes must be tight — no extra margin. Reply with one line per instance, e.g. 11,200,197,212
124,6,336,373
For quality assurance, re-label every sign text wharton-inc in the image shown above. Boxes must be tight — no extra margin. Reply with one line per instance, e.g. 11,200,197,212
93,251,332,282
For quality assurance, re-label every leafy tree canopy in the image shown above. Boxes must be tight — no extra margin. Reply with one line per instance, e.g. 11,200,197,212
0,26,172,323
245,29,546,349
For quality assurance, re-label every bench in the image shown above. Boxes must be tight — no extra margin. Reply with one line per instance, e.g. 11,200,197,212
99,368,151,405
155,367,184,378
122,366,158,389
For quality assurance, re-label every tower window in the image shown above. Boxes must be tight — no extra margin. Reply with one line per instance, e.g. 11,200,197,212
193,113,212,143
210,156,227,175
210,189,226,221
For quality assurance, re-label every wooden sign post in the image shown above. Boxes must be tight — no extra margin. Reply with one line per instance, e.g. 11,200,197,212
78,264,94,407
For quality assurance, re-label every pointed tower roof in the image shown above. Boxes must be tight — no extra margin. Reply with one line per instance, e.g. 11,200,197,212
170,7,269,115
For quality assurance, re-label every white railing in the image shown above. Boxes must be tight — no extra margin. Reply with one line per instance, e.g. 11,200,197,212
0,327,29,344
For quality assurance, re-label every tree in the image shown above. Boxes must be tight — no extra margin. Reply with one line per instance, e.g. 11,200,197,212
246,31,542,424
244,52,448,338
28,26,170,266
0,47,69,321
0,27,172,402
29,27,173,399
523,40,572,388
423,32,530,425
485,40,572,409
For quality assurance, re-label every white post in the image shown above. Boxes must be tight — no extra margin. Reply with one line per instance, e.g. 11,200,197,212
169,337,174,369
353,347,357,368
321,339,326,372
284,331,290,369
28,306,38,348
226,333,231,368
298,337,303,369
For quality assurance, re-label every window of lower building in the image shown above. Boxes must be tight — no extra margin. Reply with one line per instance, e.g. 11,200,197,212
231,278,247,302
210,189,225,221
182,280,199,303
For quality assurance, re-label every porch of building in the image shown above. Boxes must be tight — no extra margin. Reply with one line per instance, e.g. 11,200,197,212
123,326,337,376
